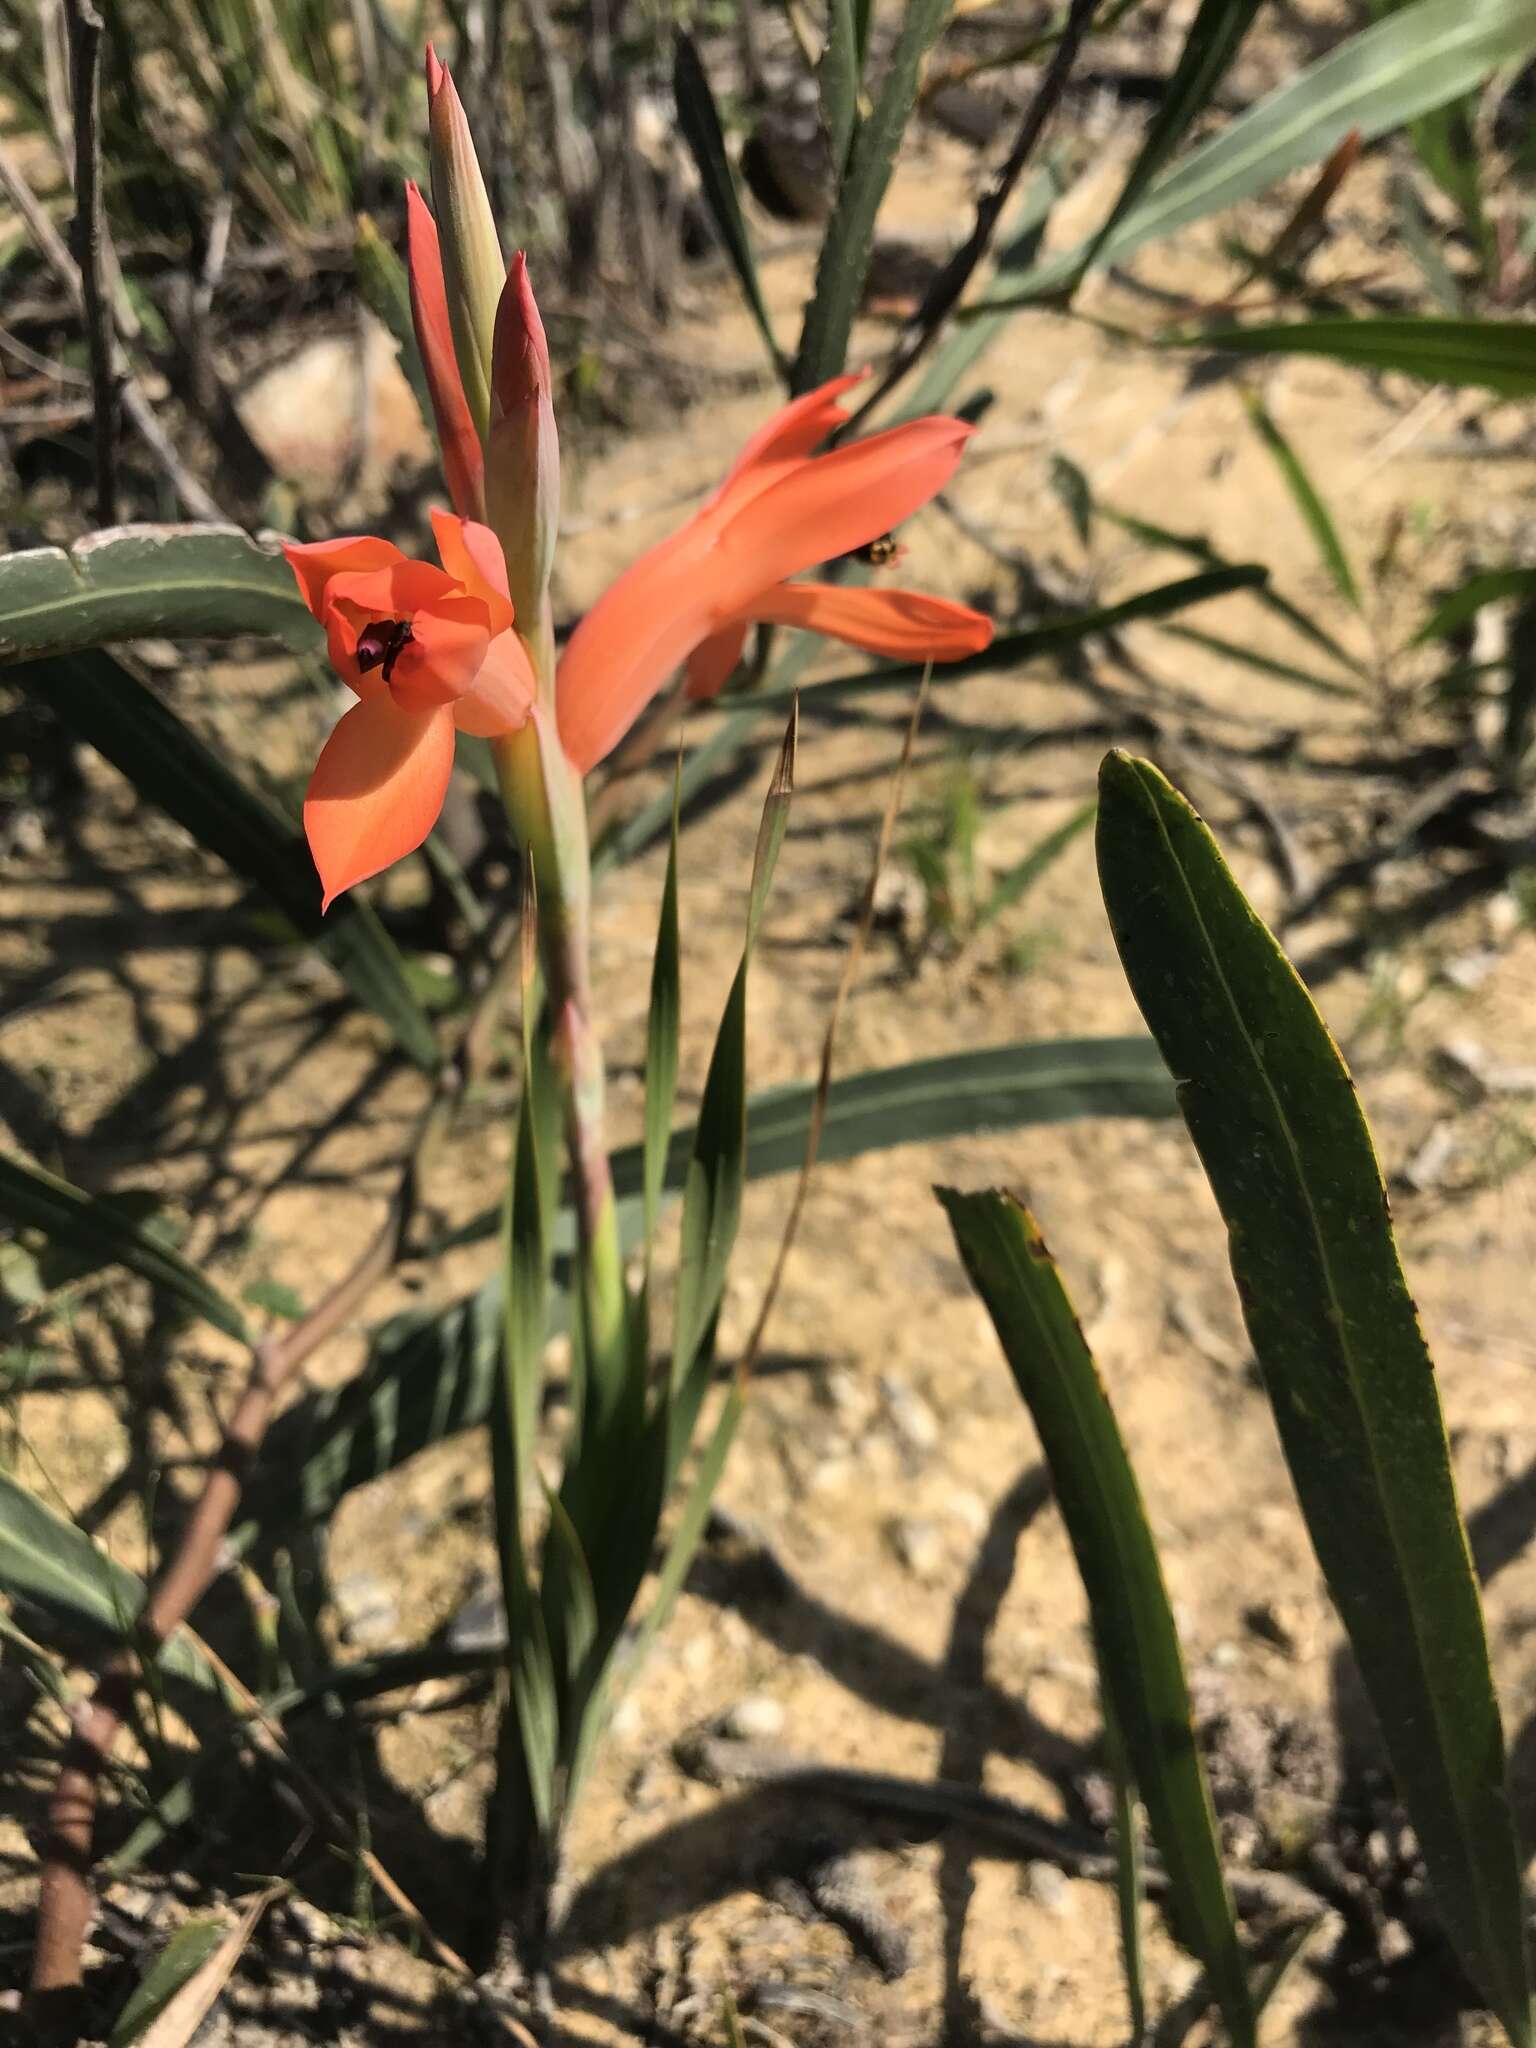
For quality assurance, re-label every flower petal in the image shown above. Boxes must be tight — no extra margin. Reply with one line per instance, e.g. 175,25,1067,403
284,535,404,621
709,372,864,513
430,507,515,633
741,581,995,661
304,696,456,909
406,181,486,520
685,623,749,701
717,417,974,591
453,628,538,734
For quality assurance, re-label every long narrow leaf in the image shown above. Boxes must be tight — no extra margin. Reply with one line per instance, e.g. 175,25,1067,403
13,652,439,1067
1415,567,1536,643
0,1153,248,1340
1243,392,1360,610
1095,750,1533,2046
819,0,860,177
793,0,951,390
643,783,683,1254
673,31,786,377
941,1187,1252,2045
1181,316,1536,398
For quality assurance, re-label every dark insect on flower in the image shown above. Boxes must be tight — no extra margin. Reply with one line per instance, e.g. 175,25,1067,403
355,618,415,684
852,532,900,566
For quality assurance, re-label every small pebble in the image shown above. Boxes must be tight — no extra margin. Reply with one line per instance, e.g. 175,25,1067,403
1022,1861,1072,1916
722,1692,785,1741
888,1515,945,1582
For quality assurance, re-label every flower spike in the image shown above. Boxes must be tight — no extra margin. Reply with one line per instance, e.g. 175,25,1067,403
487,252,560,634
404,182,485,520
424,44,504,438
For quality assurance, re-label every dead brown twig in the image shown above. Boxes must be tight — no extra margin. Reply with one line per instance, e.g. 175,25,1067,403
0,137,226,521
63,0,114,524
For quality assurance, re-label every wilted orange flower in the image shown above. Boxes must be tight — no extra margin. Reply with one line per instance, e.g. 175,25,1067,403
285,511,535,907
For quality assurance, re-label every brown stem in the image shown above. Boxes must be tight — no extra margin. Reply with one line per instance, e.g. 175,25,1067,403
63,0,114,525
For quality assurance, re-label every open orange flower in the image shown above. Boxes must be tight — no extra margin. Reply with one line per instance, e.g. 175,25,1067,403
285,509,535,907
554,373,995,774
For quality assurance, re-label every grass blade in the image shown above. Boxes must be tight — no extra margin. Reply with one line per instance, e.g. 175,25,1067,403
1178,316,1536,397
1242,392,1360,610
1095,749,1533,2046
819,0,860,177
13,652,439,1067
975,799,1096,929
0,1472,215,1690
107,1920,226,2047
0,1152,248,1341
1154,622,1358,699
643,777,683,1257
940,1187,1252,2046
1104,1698,1148,2047
1076,0,1264,282
672,30,786,378
1415,566,1536,643
792,0,951,390
0,526,321,661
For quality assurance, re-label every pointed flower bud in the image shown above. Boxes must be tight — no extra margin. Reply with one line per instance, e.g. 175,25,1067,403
425,44,503,440
487,252,561,640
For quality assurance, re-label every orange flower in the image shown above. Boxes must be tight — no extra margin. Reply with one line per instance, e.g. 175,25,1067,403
554,373,995,774
285,510,535,907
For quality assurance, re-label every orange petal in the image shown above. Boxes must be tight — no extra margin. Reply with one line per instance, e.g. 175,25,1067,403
741,581,995,661
453,629,538,735
284,535,403,621
717,417,974,591
685,623,749,701
710,372,864,512
430,507,515,632
406,182,486,520
304,696,456,909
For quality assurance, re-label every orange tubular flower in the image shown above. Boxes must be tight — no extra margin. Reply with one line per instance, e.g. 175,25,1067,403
554,374,995,775
285,511,535,908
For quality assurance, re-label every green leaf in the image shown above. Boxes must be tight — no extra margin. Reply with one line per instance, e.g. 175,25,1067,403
818,0,860,177
1103,1698,1148,2047
983,0,1536,303
672,31,786,378
1242,392,1361,610
0,525,321,663
1415,566,1536,643
976,800,1096,929
12,651,439,1068
245,1038,1176,1531
1095,750,1533,2046
1177,316,1536,398
0,1153,248,1341
108,1919,228,2047
1076,0,1264,282
644,782,683,1256
0,1472,216,1691
1390,166,1467,312
940,1188,1251,2044
792,0,951,390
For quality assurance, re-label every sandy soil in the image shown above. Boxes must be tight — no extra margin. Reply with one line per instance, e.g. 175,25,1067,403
5,42,1536,2048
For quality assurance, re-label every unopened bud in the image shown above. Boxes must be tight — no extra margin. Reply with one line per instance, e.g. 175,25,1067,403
425,45,503,438
487,252,561,636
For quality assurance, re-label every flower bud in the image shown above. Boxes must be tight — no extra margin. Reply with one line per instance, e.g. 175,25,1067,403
425,45,503,439
487,252,561,640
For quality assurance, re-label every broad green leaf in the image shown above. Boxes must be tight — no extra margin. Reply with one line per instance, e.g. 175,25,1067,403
818,0,860,176
673,31,786,378
12,652,439,1068
792,0,950,390
0,1153,248,1341
0,1472,216,1691
1095,751,1532,2046
1179,316,1536,398
981,0,1536,303
244,1037,1177,1533
1415,566,1536,643
0,526,321,663
108,1920,227,2048
941,1188,1251,2044
1076,0,1264,282
1243,393,1361,610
